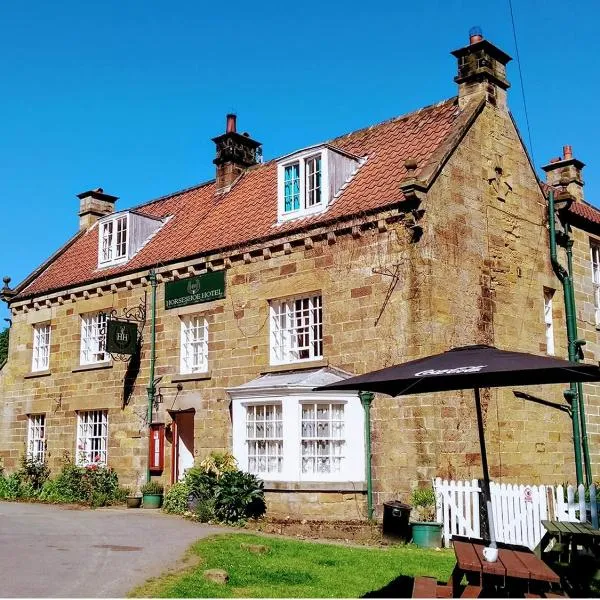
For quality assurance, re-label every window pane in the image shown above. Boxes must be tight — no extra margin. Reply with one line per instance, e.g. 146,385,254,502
306,156,322,207
181,315,208,373
246,404,282,475
76,410,108,466
284,164,300,212
301,402,345,475
270,295,323,364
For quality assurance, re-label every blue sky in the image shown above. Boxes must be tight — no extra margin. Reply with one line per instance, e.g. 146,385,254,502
1,0,598,322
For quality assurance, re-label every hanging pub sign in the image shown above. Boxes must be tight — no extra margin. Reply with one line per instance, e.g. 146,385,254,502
164,271,226,310
106,320,138,355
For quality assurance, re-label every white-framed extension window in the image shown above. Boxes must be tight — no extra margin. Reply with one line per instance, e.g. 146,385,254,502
180,315,208,373
27,414,46,463
270,294,323,365
31,322,51,372
246,404,283,476
543,288,555,355
99,213,128,266
301,402,344,475
591,242,600,326
80,312,108,365
231,389,364,484
76,410,108,466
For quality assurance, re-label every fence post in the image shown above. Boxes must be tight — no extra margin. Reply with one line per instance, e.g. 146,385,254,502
591,484,598,529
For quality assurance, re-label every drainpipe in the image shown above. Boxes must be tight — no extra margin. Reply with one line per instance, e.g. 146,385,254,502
359,391,375,520
146,268,158,483
564,225,592,486
548,190,583,485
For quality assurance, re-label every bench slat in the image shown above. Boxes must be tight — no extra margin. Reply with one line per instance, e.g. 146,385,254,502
413,576,437,598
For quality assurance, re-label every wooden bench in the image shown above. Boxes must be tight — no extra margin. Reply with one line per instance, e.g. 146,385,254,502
413,576,437,598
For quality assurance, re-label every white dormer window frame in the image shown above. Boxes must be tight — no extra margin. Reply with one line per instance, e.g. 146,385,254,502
99,213,129,267
277,148,330,222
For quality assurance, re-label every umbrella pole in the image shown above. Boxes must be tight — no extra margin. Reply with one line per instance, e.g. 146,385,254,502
474,387,497,548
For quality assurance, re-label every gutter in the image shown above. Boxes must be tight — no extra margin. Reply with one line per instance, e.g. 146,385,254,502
548,189,584,485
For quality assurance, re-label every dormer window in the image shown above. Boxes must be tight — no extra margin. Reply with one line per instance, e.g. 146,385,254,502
277,146,363,222
97,210,164,268
100,214,128,265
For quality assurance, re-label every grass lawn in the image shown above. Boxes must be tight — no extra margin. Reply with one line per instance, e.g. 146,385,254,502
130,533,455,598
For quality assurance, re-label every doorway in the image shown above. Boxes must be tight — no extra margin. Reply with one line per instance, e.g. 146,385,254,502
170,410,195,483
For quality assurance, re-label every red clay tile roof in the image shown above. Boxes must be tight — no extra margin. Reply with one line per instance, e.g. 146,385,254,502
17,97,466,299
567,201,600,228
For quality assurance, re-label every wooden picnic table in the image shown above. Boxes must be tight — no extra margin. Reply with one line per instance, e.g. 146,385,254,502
451,536,561,597
537,520,600,561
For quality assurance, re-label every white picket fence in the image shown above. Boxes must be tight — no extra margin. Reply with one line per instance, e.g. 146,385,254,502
434,478,599,549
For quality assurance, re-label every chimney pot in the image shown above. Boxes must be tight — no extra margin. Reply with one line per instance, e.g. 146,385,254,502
226,114,237,134
469,25,483,44
563,145,573,160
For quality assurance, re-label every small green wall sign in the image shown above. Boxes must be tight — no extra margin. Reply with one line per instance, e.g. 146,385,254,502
165,271,226,310
106,320,138,355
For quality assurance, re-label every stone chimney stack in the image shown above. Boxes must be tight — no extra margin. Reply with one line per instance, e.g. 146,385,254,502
77,188,118,231
212,114,262,193
451,27,512,109
542,145,585,203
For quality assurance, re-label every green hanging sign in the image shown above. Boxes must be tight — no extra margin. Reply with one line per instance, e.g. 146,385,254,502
106,320,138,355
164,271,226,310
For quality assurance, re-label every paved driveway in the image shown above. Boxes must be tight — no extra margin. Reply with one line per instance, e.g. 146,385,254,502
0,501,224,597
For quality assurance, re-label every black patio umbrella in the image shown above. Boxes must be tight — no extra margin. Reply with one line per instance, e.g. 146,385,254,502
315,344,600,547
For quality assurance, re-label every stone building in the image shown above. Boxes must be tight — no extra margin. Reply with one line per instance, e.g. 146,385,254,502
1,31,599,520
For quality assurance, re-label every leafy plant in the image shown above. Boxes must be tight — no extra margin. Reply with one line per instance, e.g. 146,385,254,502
0,473,23,499
141,480,164,495
163,482,190,514
410,486,438,523
213,470,266,524
199,451,238,478
185,467,217,500
0,328,9,366
193,498,216,522
17,455,50,492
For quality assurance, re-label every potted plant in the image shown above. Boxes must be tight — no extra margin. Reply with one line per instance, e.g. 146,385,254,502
410,486,443,548
123,486,142,509
141,480,164,509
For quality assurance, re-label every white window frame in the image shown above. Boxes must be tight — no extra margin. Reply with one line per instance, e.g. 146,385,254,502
80,312,108,365
76,410,108,466
27,414,46,463
98,213,129,267
544,289,555,355
277,148,330,222
180,315,209,374
232,391,364,483
31,322,51,372
591,242,600,326
270,294,323,366
245,403,284,476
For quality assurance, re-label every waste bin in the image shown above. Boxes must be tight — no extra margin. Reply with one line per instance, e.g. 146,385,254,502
382,501,411,541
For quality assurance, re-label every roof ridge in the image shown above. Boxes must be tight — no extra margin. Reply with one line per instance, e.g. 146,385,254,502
129,97,458,212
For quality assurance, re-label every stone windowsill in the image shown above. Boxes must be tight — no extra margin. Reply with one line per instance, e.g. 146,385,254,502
171,371,212,383
263,481,366,493
72,362,113,373
260,359,329,375
24,370,52,379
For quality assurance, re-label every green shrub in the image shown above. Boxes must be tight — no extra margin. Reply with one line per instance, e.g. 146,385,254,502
185,467,217,499
183,459,266,525
17,456,50,491
0,473,22,499
193,497,216,522
213,470,266,524
163,481,190,514
141,480,164,495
